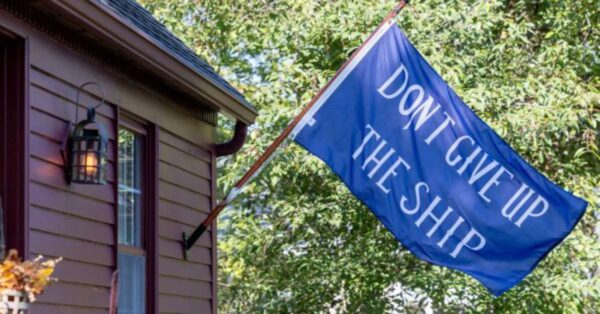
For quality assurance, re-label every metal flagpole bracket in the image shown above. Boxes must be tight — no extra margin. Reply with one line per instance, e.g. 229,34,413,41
182,222,208,260
182,231,195,260
182,186,243,259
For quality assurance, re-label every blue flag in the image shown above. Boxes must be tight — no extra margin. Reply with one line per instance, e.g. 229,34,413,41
291,21,587,295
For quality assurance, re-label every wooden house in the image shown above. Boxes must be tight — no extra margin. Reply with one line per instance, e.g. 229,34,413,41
0,0,257,313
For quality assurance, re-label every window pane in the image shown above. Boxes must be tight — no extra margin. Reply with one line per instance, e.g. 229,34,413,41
118,128,142,247
118,252,145,314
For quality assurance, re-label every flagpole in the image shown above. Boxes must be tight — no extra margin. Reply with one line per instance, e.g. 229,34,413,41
182,0,410,258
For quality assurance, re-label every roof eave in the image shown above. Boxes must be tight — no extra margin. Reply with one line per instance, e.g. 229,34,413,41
44,0,257,124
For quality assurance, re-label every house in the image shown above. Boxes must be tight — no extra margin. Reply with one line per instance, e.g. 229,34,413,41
0,0,257,313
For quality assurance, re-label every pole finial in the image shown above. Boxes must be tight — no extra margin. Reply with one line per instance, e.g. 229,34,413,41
390,1,409,19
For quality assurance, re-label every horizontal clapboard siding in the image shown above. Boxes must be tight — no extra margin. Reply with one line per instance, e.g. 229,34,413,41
31,304,107,314
27,60,217,313
158,129,216,313
159,295,212,314
29,67,116,313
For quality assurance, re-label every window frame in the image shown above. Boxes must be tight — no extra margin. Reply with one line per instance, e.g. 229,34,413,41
116,113,158,314
0,28,28,259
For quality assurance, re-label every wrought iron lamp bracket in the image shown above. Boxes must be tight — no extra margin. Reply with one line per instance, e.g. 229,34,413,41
60,82,107,184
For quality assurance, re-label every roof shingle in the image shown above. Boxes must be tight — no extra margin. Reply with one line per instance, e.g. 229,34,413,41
99,0,253,110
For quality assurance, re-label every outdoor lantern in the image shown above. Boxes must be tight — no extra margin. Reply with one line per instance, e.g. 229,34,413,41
66,82,108,185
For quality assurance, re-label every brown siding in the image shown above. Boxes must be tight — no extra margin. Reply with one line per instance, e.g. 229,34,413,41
28,72,218,313
158,130,216,313
29,67,117,313
0,8,219,313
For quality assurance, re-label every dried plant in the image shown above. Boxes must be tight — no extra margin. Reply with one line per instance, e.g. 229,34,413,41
0,250,61,302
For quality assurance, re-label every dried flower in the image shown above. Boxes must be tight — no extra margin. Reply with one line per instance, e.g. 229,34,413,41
0,249,61,302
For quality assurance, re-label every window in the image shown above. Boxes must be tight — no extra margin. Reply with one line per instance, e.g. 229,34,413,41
118,127,145,314
119,128,143,247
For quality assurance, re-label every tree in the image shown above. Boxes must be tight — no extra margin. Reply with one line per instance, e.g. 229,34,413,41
140,0,599,312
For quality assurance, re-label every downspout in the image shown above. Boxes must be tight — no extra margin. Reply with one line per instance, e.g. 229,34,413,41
216,120,248,157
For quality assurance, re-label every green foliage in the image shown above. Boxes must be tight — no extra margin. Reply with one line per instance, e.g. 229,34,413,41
140,0,599,312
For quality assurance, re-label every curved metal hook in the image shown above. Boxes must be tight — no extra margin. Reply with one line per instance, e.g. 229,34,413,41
76,81,105,110
75,81,105,124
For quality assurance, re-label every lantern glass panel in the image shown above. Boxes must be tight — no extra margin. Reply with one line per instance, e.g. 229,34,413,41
70,127,107,184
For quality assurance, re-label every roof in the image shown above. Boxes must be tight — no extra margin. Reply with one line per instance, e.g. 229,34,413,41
99,0,254,112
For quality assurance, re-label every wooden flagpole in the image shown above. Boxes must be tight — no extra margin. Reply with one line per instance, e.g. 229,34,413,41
182,0,409,258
